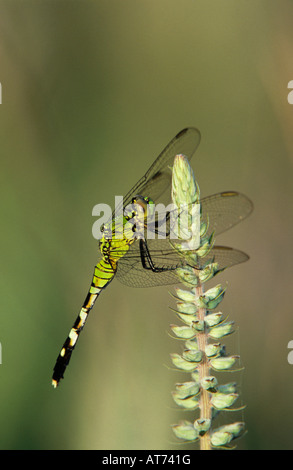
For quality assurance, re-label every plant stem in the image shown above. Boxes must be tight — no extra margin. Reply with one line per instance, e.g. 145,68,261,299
195,281,212,451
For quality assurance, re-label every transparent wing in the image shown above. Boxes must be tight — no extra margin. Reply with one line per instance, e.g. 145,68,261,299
113,128,201,218
201,245,249,271
116,239,185,288
115,239,249,288
201,191,253,237
112,190,252,288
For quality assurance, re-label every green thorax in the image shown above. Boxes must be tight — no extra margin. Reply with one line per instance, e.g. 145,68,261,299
99,195,155,262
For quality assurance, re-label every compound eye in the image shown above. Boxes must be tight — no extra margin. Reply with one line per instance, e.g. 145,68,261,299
145,196,154,206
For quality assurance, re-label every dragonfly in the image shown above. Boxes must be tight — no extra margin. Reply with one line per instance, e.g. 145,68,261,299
52,127,253,387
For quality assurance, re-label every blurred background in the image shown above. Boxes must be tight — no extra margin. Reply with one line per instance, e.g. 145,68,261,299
0,0,293,450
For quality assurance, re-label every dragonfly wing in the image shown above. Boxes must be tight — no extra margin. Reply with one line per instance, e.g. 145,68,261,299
116,238,186,288
116,261,179,288
115,238,249,288
201,191,253,237
201,245,249,272
113,128,201,218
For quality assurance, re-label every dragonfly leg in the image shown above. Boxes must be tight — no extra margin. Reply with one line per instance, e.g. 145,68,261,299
146,211,171,237
139,239,171,273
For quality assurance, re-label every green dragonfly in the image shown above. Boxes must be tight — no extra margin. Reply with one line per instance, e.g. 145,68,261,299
52,128,253,387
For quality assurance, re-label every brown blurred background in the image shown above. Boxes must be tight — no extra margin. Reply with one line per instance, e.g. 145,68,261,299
0,0,293,450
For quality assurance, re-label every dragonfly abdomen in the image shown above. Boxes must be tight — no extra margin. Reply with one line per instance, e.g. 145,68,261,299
52,259,116,387
90,258,117,292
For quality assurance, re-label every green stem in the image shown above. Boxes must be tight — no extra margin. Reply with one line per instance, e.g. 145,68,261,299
195,281,212,451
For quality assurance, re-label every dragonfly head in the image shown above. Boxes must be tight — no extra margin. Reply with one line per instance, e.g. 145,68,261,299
133,195,154,209
130,195,155,222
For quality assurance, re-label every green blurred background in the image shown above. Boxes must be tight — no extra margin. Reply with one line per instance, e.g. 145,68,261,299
1,0,293,450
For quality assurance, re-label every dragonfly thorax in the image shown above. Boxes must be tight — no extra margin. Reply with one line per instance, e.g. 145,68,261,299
98,195,156,262
123,195,155,239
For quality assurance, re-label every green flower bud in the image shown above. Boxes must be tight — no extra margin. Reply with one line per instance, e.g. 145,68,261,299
209,321,235,339
210,430,232,447
205,342,222,357
191,319,205,331
204,312,224,327
194,418,211,436
172,421,199,441
200,220,208,237
173,287,195,302
201,285,225,309
176,301,197,315
175,311,196,326
170,324,196,339
176,266,199,286
210,356,239,371
184,338,198,350
198,263,219,282
195,239,213,258
174,381,200,398
217,382,237,394
211,422,245,447
182,349,203,363
201,376,218,391
170,353,201,371
172,393,200,410
211,392,238,410
191,370,200,382
172,154,200,206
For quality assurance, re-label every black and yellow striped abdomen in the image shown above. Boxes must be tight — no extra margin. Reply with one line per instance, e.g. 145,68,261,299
52,258,117,387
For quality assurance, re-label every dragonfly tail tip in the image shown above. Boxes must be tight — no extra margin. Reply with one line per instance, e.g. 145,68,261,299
52,379,59,389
